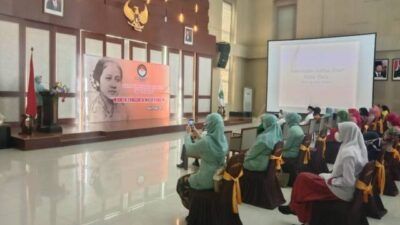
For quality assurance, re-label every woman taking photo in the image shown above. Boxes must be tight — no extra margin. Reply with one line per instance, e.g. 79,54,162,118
176,113,228,209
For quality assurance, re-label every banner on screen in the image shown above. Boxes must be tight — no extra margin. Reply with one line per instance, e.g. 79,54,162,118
83,55,169,123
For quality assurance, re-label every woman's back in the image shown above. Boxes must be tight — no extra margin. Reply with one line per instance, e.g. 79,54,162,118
244,114,282,172
283,125,304,158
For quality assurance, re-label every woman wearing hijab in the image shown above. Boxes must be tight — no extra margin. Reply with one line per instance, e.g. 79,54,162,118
324,107,333,118
381,105,390,119
282,113,305,186
369,106,384,136
34,76,47,129
327,110,349,141
359,107,369,123
300,106,315,125
279,122,368,224
282,113,305,158
176,113,228,209
349,108,362,128
243,114,283,171
383,113,400,142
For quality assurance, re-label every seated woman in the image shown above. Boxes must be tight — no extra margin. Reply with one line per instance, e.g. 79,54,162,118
327,110,349,141
177,125,205,169
300,106,315,126
282,113,305,186
176,113,228,209
243,114,282,172
348,108,362,128
381,105,390,120
383,113,400,142
279,122,368,224
359,107,370,131
313,107,322,122
369,106,384,136
324,107,333,119
257,112,284,136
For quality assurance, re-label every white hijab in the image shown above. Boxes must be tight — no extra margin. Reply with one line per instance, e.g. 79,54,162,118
333,122,368,173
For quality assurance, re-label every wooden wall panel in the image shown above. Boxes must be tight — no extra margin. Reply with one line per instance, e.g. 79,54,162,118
0,0,216,56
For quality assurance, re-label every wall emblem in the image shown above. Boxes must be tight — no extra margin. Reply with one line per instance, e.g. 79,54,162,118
123,0,149,32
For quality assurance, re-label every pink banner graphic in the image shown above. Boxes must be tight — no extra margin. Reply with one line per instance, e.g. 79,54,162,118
84,55,169,123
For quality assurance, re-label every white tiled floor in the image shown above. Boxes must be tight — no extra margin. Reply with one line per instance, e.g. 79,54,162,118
0,122,399,225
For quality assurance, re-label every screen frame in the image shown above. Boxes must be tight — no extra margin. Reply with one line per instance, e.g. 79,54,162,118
266,33,377,114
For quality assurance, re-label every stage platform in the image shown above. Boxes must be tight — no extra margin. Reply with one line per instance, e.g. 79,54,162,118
11,117,252,150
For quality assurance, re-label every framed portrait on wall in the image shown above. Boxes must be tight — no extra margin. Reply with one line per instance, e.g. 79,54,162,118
392,58,400,81
184,26,194,46
44,0,64,17
374,59,388,81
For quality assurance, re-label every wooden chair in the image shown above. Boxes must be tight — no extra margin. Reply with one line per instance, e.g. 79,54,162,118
309,161,375,225
229,127,257,157
240,142,286,209
365,149,387,219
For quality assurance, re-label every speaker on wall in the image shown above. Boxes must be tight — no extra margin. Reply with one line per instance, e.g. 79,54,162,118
216,42,231,68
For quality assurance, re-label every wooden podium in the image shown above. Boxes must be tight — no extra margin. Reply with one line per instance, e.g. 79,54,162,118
37,91,62,133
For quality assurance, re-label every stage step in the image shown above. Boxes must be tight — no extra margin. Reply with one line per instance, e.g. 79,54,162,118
60,132,107,144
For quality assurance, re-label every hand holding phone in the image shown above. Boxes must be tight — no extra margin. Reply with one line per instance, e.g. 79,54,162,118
188,119,195,127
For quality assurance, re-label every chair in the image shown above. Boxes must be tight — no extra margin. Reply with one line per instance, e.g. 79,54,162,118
311,134,329,174
224,131,232,161
309,161,375,225
240,142,286,209
309,119,317,135
365,150,387,219
282,135,312,187
325,141,341,164
219,155,244,225
224,131,232,146
383,140,400,196
318,117,329,134
229,127,257,157
300,124,310,135
186,189,220,225
297,135,313,173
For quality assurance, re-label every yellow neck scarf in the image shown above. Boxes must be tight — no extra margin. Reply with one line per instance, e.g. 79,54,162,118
356,180,373,203
372,121,377,131
390,148,400,161
270,154,285,170
300,145,311,164
378,119,384,134
223,169,244,214
318,137,327,159
375,161,385,195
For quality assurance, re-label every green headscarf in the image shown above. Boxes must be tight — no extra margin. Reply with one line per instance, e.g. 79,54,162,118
337,110,350,123
285,113,302,127
324,107,333,118
204,113,228,157
259,114,283,150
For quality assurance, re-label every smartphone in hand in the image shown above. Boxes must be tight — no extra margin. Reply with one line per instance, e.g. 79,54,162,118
188,119,195,128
